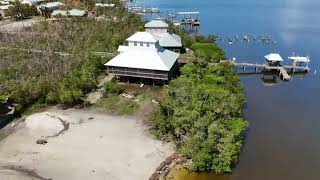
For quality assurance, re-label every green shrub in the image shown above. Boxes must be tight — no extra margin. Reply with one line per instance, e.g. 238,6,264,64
7,1,38,21
118,100,139,115
105,80,121,95
191,43,226,63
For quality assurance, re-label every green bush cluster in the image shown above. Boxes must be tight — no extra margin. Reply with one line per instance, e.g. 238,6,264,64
7,1,38,21
191,43,226,63
152,49,248,174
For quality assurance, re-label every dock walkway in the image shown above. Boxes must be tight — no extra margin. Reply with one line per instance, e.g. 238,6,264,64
221,60,310,80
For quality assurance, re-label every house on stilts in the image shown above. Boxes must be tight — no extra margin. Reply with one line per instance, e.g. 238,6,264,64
105,32,180,84
105,20,182,84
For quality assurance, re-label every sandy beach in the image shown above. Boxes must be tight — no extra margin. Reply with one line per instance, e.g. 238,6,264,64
0,108,174,180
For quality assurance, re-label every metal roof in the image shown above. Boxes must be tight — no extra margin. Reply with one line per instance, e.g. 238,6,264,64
105,47,179,71
288,56,310,63
145,20,169,28
51,10,67,16
126,32,157,43
39,2,64,9
68,9,86,17
21,0,44,5
95,3,115,7
152,32,182,48
264,53,283,62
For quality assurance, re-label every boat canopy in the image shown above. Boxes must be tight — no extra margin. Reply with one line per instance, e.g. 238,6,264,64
288,56,310,63
178,11,200,15
264,53,283,62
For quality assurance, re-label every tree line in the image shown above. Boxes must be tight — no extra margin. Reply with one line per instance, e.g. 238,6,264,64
0,7,143,112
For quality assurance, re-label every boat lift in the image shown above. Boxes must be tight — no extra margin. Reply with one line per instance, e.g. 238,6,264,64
177,11,200,26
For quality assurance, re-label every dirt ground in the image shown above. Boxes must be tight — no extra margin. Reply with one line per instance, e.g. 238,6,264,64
0,108,174,180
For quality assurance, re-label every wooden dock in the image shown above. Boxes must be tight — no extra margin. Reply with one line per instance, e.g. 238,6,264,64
221,60,310,81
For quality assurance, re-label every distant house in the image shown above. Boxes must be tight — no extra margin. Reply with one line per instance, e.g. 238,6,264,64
68,9,86,17
105,32,180,82
21,0,44,6
51,10,67,17
145,20,182,50
0,4,13,17
38,2,64,11
51,9,86,18
95,3,115,8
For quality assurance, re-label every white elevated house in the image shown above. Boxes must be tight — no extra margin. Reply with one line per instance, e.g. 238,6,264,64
145,20,182,50
105,32,180,81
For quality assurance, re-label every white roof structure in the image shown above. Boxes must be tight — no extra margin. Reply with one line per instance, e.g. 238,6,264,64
106,32,179,71
21,0,44,5
95,3,115,8
106,48,179,71
264,53,283,62
152,33,182,47
39,2,64,9
288,56,310,63
0,4,12,10
127,32,157,43
0,1,10,5
117,45,129,53
145,20,169,28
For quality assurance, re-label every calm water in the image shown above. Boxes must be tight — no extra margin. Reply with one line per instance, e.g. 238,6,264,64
137,0,320,179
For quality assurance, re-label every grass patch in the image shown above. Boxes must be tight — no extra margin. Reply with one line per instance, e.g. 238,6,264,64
93,94,139,115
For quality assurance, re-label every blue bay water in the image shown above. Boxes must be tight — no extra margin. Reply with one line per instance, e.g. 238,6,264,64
135,0,320,179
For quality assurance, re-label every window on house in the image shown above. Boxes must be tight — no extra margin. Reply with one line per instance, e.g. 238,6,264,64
146,42,150,47
140,42,144,46
134,41,137,46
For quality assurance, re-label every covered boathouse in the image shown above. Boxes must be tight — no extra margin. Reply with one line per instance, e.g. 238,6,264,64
105,32,180,83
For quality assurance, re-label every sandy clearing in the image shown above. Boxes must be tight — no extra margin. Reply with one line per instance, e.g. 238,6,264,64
0,109,174,180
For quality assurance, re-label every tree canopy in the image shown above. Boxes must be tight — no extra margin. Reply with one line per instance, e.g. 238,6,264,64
0,8,144,112
152,45,248,174
7,1,38,21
